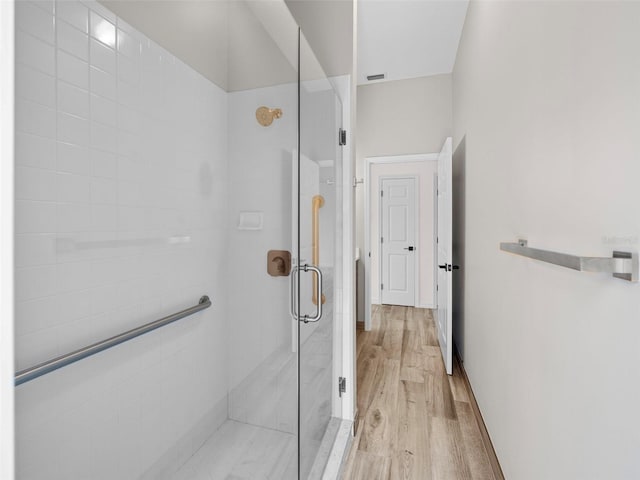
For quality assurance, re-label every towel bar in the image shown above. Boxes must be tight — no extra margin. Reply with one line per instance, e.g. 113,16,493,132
500,239,638,282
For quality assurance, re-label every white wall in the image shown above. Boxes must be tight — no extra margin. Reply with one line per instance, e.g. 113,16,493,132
453,2,640,478
369,160,437,307
14,2,229,478
356,75,451,316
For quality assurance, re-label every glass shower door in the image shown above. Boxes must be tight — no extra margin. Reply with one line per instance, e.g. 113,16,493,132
224,2,300,479
296,30,344,479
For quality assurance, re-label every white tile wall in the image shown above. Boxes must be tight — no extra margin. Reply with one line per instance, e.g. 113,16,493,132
56,18,89,61
16,29,55,74
15,1,229,479
16,132,56,170
227,84,298,396
57,49,89,89
15,1,54,43
16,64,55,108
56,1,88,33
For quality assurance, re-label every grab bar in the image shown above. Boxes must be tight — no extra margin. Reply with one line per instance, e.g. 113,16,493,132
15,295,211,386
312,194,326,305
500,239,638,282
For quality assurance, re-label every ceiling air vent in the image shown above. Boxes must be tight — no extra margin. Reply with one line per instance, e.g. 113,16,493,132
366,73,385,81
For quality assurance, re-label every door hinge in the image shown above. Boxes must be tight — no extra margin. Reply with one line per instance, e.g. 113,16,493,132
381,237,383,244
339,377,346,397
380,190,384,197
381,283,384,290
339,128,347,146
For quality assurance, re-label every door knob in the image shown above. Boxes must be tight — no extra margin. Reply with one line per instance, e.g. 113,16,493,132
439,264,459,271
404,246,415,251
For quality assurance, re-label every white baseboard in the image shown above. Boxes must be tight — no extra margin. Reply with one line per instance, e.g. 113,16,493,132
416,303,437,309
369,301,435,309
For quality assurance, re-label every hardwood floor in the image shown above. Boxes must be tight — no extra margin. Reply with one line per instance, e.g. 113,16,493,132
341,305,501,480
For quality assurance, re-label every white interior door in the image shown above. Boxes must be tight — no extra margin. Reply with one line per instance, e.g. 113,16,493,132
437,137,453,375
380,177,416,306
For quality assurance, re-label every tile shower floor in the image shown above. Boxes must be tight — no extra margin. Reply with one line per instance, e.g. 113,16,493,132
173,420,297,480
175,271,336,480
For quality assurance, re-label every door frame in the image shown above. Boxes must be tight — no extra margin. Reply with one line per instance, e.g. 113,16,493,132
378,175,419,308
436,136,454,375
364,153,437,330
0,0,15,477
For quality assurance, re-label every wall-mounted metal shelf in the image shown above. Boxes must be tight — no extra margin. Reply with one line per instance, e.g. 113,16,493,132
500,239,638,282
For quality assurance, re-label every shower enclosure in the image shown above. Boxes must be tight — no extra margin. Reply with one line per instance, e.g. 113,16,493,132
13,1,346,478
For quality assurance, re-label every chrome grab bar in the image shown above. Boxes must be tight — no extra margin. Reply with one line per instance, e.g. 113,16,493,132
289,264,323,323
500,239,638,282
15,295,212,386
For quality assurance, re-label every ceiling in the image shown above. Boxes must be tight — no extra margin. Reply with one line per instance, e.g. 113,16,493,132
357,0,469,85
100,0,352,92
285,0,354,78
99,1,468,89
101,1,301,92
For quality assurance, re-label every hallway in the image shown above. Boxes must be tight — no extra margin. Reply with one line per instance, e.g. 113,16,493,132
341,305,501,480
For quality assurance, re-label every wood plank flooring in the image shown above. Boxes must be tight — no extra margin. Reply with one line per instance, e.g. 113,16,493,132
341,305,499,480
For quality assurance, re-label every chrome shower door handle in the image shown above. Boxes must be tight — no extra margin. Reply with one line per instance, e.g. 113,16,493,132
302,264,323,323
290,264,323,323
